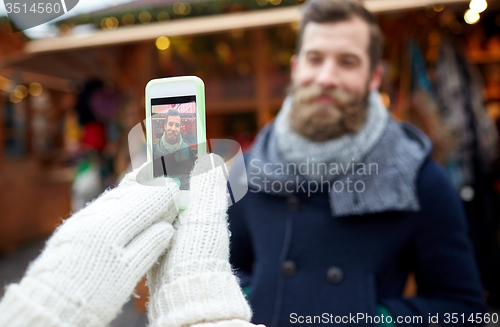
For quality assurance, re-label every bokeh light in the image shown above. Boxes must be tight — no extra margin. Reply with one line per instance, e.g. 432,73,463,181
29,82,43,96
139,11,152,24
122,13,135,26
173,2,192,15
16,85,28,98
464,9,480,24
157,11,170,22
156,36,171,50
104,17,119,29
470,0,487,13
432,4,445,12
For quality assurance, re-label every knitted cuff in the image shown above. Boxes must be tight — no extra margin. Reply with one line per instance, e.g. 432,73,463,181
0,283,65,327
0,277,103,327
150,272,252,327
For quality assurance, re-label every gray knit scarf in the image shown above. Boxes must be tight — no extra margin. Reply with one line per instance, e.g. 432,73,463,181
275,91,389,181
245,91,432,217
158,132,183,154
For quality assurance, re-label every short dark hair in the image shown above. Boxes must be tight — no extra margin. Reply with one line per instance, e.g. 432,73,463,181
165,109,180,124
296,0,384,71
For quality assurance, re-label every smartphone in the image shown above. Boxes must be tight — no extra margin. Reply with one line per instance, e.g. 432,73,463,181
145,76,207,209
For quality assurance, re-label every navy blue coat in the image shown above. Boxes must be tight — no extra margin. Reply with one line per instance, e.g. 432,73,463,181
228,157,488,326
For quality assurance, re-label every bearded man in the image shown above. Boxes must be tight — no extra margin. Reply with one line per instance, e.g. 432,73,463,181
228,0,487,326
153,109,195,189
154,109,190,159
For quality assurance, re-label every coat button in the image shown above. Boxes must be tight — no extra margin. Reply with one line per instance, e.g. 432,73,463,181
287,196,300,212
327,267,343,284
281,260,297,277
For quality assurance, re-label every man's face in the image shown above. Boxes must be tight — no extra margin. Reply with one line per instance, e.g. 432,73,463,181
289,17,382,141
165,115,181,144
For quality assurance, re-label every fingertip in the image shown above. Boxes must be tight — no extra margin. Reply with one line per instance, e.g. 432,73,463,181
191,153,225,177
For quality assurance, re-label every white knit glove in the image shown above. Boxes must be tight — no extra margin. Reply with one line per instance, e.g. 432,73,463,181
147,153,253,327
0,164,179,327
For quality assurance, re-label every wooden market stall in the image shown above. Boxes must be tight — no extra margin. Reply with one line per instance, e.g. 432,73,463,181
0,21,74,253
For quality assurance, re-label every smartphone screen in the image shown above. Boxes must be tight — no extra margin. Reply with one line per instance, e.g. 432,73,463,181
151,95,197,190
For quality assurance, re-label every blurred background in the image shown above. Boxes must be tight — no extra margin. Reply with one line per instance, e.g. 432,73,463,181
1,0,500,325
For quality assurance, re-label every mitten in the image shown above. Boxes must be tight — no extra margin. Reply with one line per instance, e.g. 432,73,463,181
0,164,179,327
147,154,252,327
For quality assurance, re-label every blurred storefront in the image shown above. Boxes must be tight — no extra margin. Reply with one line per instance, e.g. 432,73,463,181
1,0,500,313
0,20,72,254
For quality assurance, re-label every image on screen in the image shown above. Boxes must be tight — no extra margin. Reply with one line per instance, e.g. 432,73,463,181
151,95,197,190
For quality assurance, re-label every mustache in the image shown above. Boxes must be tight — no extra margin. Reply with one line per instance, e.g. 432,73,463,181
289,84,353,107
287,83,369,141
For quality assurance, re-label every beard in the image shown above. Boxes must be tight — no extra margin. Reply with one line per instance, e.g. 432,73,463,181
165,130,180,144
288,84,370,142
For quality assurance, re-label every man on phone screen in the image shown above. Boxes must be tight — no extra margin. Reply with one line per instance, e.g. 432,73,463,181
153,109,195,188
228,0,488,326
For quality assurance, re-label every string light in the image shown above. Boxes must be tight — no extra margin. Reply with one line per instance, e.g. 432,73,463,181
104,17,118,29
13,89,24,99
432,4,445,12
111,17,119,28
122,13,135,26
156,36,171,50
157,11,170,22
470,0,487,13
173,2,191,15
139,11,152,24
16,85,28,98
29,82,43,96
464,9,480,24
